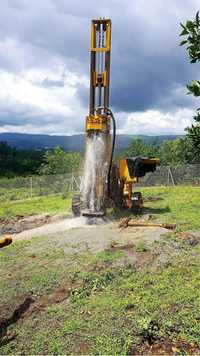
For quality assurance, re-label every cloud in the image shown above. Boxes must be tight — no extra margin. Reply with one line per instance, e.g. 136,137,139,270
117,108,193,135
0,68,87,133
0,0,199,135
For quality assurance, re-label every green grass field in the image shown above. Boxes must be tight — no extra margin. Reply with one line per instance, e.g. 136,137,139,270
0,230,200,354
141,186,200,231
0,194,72,219
0,185,200,354
2,185,200,231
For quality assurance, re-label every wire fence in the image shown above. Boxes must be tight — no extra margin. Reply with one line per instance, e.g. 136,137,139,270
0,165,200,202
0,172,82,202
135,164,200,187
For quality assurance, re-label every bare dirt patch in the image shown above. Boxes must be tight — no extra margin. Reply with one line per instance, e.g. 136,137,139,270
0,213,70,235
135,339,199,355
107,243,153,268
175,231,200,246
0,296,35,342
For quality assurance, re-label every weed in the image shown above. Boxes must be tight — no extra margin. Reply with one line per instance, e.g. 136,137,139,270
70,270,115,303
135,242,149,252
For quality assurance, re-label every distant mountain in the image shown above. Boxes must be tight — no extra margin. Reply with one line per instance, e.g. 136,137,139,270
0,132,183,151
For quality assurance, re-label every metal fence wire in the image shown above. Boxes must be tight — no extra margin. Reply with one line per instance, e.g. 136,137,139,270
0,165,200,202
135,164,200,187
0,172,82,202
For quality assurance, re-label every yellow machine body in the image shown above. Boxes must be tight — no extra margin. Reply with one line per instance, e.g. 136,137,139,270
116,158,160,210
119,159,138,183
86,114,110,132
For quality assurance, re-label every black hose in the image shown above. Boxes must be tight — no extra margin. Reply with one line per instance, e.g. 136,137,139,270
106,108,116,197
94,106,116,197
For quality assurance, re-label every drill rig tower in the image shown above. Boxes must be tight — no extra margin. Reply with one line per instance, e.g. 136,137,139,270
81,18,114,217
72,18,160,218
88,18,111,124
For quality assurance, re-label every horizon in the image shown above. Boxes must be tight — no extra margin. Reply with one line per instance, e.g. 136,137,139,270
0,131,184,138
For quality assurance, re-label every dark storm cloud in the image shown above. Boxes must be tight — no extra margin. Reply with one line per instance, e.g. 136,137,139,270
0,0,199,133
108,1,199,112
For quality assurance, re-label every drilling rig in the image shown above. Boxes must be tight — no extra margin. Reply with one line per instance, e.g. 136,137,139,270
72,18,160,217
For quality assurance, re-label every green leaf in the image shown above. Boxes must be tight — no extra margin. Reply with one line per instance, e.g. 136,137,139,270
180,28,189,36
196,11,200,25
187,80,200,96
180,22,189,35
186,20,195,30
180,40,188,46
180,22,187,30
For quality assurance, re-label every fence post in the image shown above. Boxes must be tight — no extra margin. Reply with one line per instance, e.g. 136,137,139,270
71,173,74,192
30,176,33,198
168,167,175,186
72,175,80,191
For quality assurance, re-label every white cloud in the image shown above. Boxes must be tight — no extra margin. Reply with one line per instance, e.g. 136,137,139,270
0,65,88,134
0,0,199,136
117,108,193,135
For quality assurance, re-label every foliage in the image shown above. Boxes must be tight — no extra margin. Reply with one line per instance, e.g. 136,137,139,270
39,146,82,175
180,11,200,63
125,138,159,158
187,80,200,96
0,141,44,178
185,110,200,162
158,137,194,165
180,11,200,162
124,137,194,165
0,142,83,178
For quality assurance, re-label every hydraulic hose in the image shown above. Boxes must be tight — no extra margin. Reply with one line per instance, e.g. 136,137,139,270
106,108,116,197
94,107,116,197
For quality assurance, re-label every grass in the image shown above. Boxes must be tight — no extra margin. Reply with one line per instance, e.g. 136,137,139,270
0,174,73,202
0,185,200,231
0,194,71,218
0,233,200,354
140,185,200,231
0,185,200,353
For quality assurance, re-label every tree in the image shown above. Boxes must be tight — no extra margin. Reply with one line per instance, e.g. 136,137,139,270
158,138,193,165
39,146,82,175
180,11,200,161
125,138,159,158
0,141,44,177
118,137,193,166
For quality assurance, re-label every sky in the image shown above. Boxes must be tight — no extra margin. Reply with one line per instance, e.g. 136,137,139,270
0,0,199,136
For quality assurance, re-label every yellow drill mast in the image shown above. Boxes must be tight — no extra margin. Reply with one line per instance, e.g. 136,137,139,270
86,18,112,133
71,19,160,217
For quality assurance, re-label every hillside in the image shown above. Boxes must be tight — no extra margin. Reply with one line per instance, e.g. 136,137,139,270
0,133,182,151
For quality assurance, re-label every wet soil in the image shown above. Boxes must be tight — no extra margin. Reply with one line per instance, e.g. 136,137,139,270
0,213,70,235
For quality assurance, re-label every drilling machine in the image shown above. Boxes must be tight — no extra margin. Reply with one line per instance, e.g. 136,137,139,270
72,18,160,217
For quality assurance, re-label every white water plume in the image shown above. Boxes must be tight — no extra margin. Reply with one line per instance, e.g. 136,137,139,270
81,132,109,212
